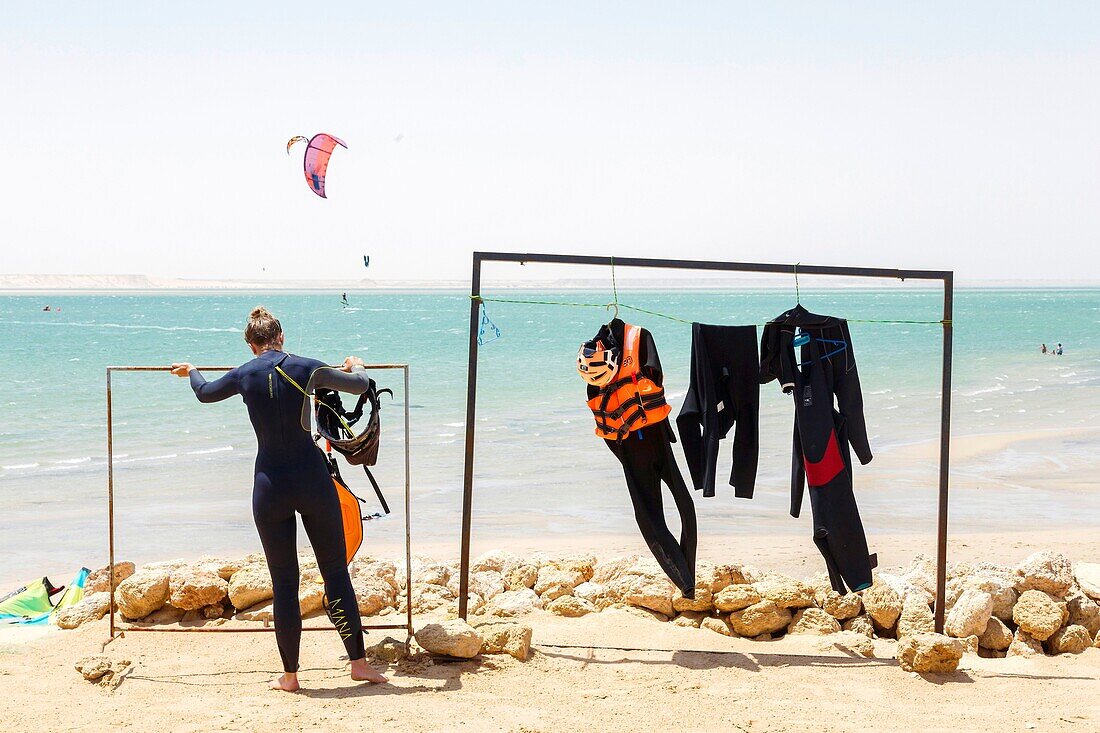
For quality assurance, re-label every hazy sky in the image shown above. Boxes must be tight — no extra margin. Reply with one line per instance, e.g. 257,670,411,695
2,3,1097,281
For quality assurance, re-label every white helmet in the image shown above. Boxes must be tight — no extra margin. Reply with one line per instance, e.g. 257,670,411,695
577,337,620,387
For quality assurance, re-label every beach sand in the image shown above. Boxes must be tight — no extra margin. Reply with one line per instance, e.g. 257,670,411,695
2,530,1099,733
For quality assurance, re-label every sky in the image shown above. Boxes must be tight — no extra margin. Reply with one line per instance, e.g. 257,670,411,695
2,2,1097,282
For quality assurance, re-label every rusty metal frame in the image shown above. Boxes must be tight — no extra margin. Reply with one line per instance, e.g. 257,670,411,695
105,364,414,642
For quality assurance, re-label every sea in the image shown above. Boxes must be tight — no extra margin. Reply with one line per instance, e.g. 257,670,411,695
1,288,1097,587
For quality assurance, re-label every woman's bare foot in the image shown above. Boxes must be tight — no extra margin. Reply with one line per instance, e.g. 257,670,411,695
349,658,388,684
269,673,300,692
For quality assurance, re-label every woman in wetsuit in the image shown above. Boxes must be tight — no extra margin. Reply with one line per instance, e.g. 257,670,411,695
171,307,386,691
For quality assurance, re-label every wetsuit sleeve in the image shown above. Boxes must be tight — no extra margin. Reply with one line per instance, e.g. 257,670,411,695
189,368,240,403
638,327,664,384
306,366,372,395
675,324,706,494
834,322,873,465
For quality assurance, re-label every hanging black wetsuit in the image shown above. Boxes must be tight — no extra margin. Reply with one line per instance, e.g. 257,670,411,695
760,306,876,594
587,319,697,597
188,350,369,672
676,323,760,499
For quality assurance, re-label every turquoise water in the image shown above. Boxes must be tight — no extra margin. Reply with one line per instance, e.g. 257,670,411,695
1,289,1098,585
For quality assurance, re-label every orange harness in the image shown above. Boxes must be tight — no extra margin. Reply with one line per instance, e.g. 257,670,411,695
587,323,671,440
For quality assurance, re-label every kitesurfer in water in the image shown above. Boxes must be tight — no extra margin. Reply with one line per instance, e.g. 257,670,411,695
171,307,386,691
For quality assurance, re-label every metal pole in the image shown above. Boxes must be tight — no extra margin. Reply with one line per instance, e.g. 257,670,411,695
457,254,483,620
107,368,116,640
934,273,954,633
404,365,414,639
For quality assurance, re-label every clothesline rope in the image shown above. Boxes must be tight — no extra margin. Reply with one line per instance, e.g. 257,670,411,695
471,295,950,326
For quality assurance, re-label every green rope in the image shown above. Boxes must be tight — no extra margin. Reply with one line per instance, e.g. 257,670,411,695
619,303,694,324
794,262,800,304
610,255,620,313
474,296,611,309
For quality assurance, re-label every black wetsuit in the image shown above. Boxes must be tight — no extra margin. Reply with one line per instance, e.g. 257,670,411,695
760,306,876,594
189,350,369,672
676,323,760,499
587,319,697,596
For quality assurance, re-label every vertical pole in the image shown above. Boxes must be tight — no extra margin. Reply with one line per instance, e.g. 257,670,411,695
106,368,116,640
458,254,483,619
934,274,954,633
403,365,414,639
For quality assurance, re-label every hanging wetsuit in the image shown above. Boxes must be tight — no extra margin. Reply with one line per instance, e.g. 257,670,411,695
188,351,369,673
585,319,697,597
676,323,760,499
760,305,876,594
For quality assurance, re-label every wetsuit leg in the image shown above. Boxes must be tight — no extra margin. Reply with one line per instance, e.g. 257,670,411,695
606,426,697,596
298,478,365,662
252,471,303,673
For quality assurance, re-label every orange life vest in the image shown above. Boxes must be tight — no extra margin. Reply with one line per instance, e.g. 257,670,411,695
587,323,671,440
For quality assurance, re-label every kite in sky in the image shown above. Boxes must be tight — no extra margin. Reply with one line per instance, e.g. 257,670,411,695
286,133,347,198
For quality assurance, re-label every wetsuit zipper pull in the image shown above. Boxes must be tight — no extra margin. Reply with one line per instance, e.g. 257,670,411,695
268,373,274,398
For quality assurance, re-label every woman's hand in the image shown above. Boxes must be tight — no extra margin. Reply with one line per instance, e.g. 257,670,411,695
170,362,195,377
341,356,365,372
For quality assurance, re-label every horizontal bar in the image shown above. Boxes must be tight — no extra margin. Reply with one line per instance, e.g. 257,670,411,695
108,364,409,372
120,623,410,633
474,251,951,281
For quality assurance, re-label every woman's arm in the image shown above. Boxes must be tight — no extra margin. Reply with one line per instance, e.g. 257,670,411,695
172,363,241,403
307,365,371,395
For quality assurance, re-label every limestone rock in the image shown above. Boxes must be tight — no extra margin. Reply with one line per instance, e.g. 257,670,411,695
546,595,595,617
117,569,170,620
714,585,760,613
353,559,401,595
298,571,325,616
1050,624,1092,655
896,633,963,673
1066,590,1100,636
944,588,993,639
201,603,225,620
227,564,272,611
534,566,581,601
75,655,131,688
54,592,111,629
819,630,875,658
409,559,451,587
1013,589,1063,641
409,583,455,614
961,635,980,655
169,569,228,611
469,571,506,602
671,611,706,628
1006,629,1044,658
701,615,735,636
234,601,273,622
728,600,792,637
353,574,396,616
967,572,1019,622
504,562,539,591
899,554,939,600
615,604,670,623
544,554,597,583
86,562,135,594
591,555,640,584
896,595,935,639
415,619,482,658
471,550,519,575
817,588,862,621
861,582,903,630
843,614,875,638
788,608,841,635
480,589,541,617
140,604,185,624
476,621,532,661
672,586,713,613
607,563,676,617
754,575,815,609
366,636,410,663
574,581,611,608
194,556,243,581
1075,562,1100,600
978,617,1013,651
1015,551,1074,597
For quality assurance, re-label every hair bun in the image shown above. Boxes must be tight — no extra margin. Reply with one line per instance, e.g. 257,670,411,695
249,306,271,321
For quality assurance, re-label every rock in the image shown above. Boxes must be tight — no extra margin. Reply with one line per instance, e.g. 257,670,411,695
615,605,670,623
1015,551,1074,597
352,575,396,616
574,582,611,608
861,582,903,630
1050,625,1092,655
843,614,875,638
752,633,772,641
546,596,595,617
1013,589,1063,641
476,621,532,661
978,617,1013,651
227,564,273,611
504,562,539,591
298,571,325,616
194,556,243,581
409,583,455,614
353,559,401,595
591,555,640,584
897,633,964,673
819,630,875,658
75,655,131,688
116,569,170,620
1007,629,1044,658
169,569,228,611
714,585,760,613
962,635,980,654
480,589,541,617
409,559,451,587
140,604,185,624
471,550,519,574
366,636,410,663
1066,590,1100,636
201,603,225,620
54,592,112,629
754,575,815,609
415,619,482,658
534,566,581,601
788,608,841,635
672,586,713,613
1095,630,1100,648
945,588,993,639
817,589,862,621
1076,562,1100,600
86,562,135,594
968,573,1019,622
897,595,935,639
671,611,706,628
545,554,597,583
469,571,506,602
728,600,792,637
611,564,677,617
899,555,939,600
235,601,274,622
701,616,735,636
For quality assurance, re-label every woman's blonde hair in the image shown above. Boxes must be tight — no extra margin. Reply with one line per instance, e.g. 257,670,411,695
244,306,282,347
